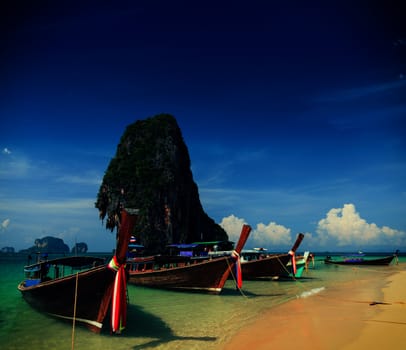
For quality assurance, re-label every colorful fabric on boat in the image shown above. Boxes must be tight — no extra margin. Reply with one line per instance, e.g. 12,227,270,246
232,251,242,289
288,250,297,275
109,256,127,333
108,255,120,272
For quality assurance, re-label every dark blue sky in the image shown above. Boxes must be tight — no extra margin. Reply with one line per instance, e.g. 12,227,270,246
1,1,405,252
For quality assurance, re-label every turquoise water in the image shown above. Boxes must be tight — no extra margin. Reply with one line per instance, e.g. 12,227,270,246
1,253,404,350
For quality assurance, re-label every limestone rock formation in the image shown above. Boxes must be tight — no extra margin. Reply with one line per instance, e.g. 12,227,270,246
95,114,228,254
21,236,70,254
71,242,88,254
1,246,15,253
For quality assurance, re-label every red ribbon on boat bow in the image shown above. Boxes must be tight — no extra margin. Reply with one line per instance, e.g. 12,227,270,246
288,250,297,276
232,250,242,289
108,255,127,333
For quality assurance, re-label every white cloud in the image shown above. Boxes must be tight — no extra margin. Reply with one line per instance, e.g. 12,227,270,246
253,221,292,248
0,155,31,178
0,201,112,252
55,174,102,186
0,150,102,186
319,79,406,102
0,198,95,213
1,218,10,230
220,214,292,250
219,203,406,252
2,148,11,155
316,203,406,247
219,215,247,243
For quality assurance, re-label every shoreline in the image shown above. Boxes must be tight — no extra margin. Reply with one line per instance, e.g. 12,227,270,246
341,268,406,349
222,265,405,350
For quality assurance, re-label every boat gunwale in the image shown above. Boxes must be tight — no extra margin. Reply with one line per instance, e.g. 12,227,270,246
128,254,234,274
18,264,108,291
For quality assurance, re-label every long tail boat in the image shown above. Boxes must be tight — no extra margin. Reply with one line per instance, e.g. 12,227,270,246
239,233,305,280
17,208,138,333
281,251,310,278
324,250,398,266
127,224,252,294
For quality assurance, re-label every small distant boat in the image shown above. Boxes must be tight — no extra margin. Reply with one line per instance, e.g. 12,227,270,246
324,250,399,266
18,208,138,333
127,224,252,294
239,233,305,280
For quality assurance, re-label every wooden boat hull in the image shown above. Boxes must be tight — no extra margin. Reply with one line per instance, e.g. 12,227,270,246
17,208,138,333
241,233,305,280
128,224,251,294
324,255,395,266
128,255,236,294
18,265,115,332
241,254,291,279
280,261,307,278
281,252,310,278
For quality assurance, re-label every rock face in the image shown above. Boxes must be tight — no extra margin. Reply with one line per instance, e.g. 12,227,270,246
95,114,228,254
1,246,15,253
23,236,70,254
71,242,88,254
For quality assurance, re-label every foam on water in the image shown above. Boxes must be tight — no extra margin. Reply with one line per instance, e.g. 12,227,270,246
297,286,326,299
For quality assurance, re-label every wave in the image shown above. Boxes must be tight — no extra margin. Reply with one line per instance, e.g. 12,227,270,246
297,286,325,299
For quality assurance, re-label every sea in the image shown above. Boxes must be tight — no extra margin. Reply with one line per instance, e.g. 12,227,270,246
1,252,405,350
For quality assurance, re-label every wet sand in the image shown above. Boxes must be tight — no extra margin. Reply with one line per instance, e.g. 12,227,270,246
223,267,406,350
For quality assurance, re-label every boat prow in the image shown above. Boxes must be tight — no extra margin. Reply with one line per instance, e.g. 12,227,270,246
18,208,138,333
127,224,252,293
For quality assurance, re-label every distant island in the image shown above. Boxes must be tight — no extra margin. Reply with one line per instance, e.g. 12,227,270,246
1,246,15,253
1,236,88,254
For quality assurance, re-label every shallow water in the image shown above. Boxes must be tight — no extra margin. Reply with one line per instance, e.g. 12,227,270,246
1,254,404,350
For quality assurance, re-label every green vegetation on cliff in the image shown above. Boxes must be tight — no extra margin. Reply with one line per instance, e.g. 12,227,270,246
95,114,228,254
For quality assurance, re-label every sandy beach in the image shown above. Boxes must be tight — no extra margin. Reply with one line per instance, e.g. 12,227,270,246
223,266,406,350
